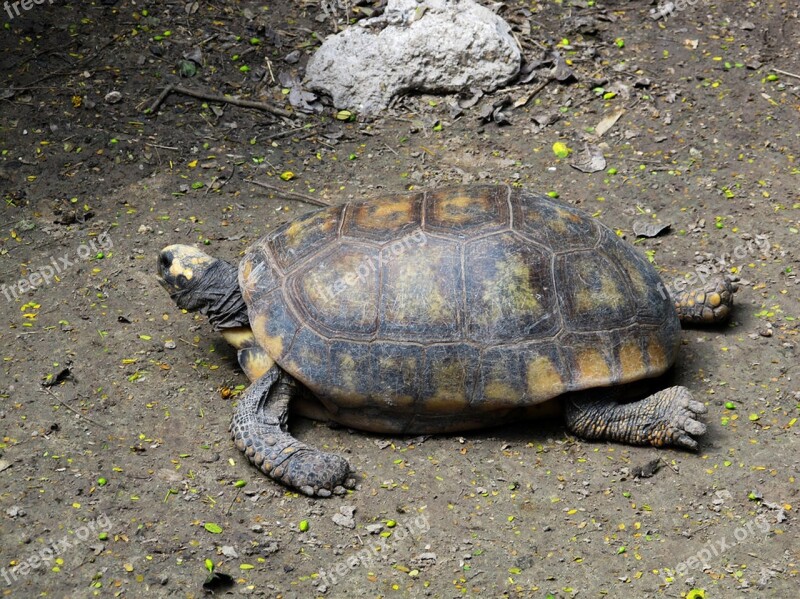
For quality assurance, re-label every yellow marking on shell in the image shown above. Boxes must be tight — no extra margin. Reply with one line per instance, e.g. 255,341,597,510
618,341,645,381
250,312,284,359
239,259,259,303
575,348,611,386
647,336,668,371
339,353,355,384
434,194,485,225
242,350,275,381
425,361,469,412
377,356,417,408
480,257,541,321
356,198,415,229
387,259,454,324
484,381,517,402
546,209,570,233
575,271,626,313
526,356,565,400
331,353,368,407
283,212,336,248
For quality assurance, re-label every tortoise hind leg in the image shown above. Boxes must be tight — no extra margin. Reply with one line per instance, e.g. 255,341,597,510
563,386,707,450
230,365,355,497
673,276,738,324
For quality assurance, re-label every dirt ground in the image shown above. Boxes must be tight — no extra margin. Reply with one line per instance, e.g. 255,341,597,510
1,1,798,598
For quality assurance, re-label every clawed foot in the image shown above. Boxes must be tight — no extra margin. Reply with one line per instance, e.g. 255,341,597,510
274,448,356,498
233,430,356,497
645,386,707,450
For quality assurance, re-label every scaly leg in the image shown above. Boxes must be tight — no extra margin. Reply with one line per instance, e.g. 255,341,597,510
230,365,355,497
563,386,707,450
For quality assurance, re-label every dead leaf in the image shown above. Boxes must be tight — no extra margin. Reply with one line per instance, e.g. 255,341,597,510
570,144,606,173
633,221,671,238
551,54,577,82
594,108,625,137
458,88,484,109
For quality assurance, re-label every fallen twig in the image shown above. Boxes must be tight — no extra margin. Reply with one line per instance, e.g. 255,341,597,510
245,179,330,207
772,67,800,81
512,76,555,109
146,84,294,119
42,387,106,428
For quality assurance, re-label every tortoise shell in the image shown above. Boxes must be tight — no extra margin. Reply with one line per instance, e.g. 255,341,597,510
239,185,681,433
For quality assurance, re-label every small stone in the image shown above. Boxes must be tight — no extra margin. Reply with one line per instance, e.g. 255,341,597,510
332,505,356,529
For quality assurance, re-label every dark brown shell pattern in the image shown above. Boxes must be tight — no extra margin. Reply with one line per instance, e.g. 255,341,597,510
238,185,681,433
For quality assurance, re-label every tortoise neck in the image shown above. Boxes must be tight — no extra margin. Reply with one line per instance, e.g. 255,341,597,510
169,259,249,331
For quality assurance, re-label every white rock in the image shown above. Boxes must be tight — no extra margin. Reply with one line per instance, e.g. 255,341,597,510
305,0,520,114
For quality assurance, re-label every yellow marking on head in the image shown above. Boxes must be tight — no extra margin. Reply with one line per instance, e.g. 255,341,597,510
575,349,611,386
161,244,216,284
526,356,565,400
618,341,645,381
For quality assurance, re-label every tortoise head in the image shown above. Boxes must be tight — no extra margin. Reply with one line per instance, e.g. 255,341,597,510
158,244,249,331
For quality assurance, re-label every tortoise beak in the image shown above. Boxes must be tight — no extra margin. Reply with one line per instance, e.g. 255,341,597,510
157,248,175,285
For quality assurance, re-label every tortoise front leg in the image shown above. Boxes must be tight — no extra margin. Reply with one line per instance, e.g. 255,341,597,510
230,365,355,497
672,276,738,324
563,386,707,450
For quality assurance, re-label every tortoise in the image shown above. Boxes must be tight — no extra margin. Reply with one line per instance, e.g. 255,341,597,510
157,184,737,497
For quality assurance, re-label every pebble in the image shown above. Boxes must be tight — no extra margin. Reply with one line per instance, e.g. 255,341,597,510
332,505,356,529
